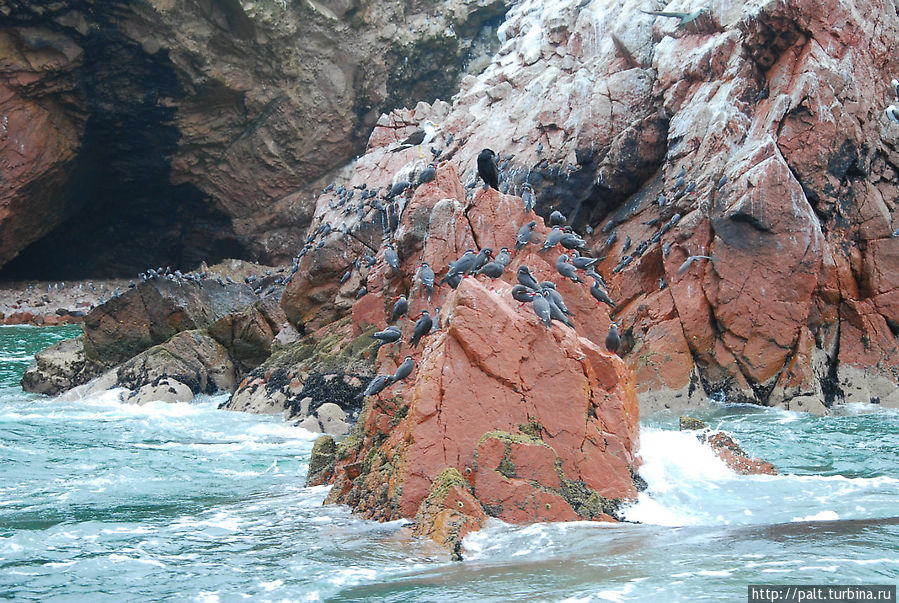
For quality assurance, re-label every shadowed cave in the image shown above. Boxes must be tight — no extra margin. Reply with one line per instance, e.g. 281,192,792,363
0,26,248,280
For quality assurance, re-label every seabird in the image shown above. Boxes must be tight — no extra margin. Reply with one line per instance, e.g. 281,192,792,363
495,247,512,268
540,282,573,316
477,149,500,190
362,375,391,399
444,250,478,280
590,280,616,307
605,323,620,354
417,163,437,186
559,229,587,250
511,284,536,304
385,244,400,275
517,265,541,290
473,247,493,271
388,356,415,384
570,251,600,270
516,221,537,250
477,261,505,278
409,311,433,347
642,7,707,27
549,210,566,227
676,254,714,276
555,254,584,283
418,262,435,296
886,105,899,123
545,294,574,327
541,226,565,251
532,290,553,328
390,295,408,323
521,183,536,213
391,121,440,154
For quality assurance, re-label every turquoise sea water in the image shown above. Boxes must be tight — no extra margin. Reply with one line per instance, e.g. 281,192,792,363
1,325,897,601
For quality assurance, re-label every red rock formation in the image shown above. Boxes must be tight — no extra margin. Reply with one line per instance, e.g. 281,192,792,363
325,278,641,536
706,432,778,476
300,0,899,414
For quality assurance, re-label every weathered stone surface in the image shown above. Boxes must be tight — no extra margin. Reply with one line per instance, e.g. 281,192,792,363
705,432,779,476
325,279,641,531
207,296,286,372
116,329,236,395
306,435,338,487
82,278,259,365
221,318,377,422
297,0,899,414
412,468,486,560
680,416,778,475
0,0,510,275
126,378,194,405
20,336,105,396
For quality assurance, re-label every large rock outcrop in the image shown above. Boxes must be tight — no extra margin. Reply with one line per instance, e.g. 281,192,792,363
325,278,641,538
297,0,899,413
81,277,259,365
0,0,509,276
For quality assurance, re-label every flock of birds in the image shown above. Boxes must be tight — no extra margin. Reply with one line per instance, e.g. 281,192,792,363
357,144,632,401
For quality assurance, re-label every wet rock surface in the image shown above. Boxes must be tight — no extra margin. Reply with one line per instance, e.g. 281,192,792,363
20,337,105,396
679,415,778,476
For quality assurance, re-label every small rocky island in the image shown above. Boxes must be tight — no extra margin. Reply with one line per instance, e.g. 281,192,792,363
6,0,899,557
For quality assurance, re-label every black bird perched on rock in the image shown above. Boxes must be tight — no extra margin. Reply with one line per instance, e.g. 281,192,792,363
605,322,620,354
555,254,584,283
495,247,512,267
540,281,573,316
549,210,566,227
442,272,463,289
473,247,493,271
387,180,412,200
418,262,435,297
571,251,600,270
477,149,500,190
385,244,400,275
541,226,565,251
532,290,553,328
372,325,402,348
511,284,536,305
559,229,587,250
362,374,391,399
590,280,616,307
409,310,433,347
389,356,415,384
546,294,574,327
516,221,537,250
417,163,437,186
391,295,408,323
443,249,478,281
517,265,540,290
356,286,368,300
477,260,505,278
521,183,536,213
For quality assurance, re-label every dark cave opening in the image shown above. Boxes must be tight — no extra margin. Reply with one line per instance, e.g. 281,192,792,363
0,25,248,280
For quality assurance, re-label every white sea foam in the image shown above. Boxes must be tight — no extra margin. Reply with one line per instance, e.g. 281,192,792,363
792,510,839,522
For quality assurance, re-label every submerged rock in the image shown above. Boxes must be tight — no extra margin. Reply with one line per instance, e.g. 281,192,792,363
20,337,105,396
680,415,778,476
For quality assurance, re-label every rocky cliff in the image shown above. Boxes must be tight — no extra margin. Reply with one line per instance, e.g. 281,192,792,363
288,0,899,413
0,0,509,277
